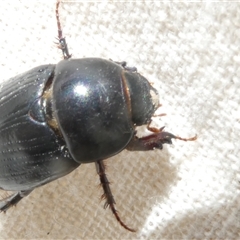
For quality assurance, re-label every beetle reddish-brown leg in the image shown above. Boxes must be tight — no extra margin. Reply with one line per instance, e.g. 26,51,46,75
147,104,167,132
56,0,71,59
127,104,197,151
147,120,166,133
127,129,197,151
95,160,136,232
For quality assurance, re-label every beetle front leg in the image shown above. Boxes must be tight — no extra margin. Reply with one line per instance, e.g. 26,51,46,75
0,190,33,212
127,127,197,151
95,160,136,232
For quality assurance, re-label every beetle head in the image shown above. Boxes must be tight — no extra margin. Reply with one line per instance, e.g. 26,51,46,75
123,71,159,126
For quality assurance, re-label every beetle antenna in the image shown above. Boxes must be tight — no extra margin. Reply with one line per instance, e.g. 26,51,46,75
95,160,136,232
56,0,72,59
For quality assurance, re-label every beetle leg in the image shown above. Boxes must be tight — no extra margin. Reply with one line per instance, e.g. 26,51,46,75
95,160,136,232
127,130,197,151
0,190,33,212
56,0,72,59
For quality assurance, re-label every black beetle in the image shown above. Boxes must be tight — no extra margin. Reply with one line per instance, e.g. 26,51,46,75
0,1,196,232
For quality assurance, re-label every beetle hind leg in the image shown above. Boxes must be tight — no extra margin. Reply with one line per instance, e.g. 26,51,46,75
95,160,136,232
0,190,32,212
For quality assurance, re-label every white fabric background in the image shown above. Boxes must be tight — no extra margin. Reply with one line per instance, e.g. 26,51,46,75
0,1,239,239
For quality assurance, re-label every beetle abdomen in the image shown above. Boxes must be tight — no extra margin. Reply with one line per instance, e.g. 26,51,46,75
0,65,79,191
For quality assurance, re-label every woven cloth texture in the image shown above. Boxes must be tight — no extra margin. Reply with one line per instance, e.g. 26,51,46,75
0,1,239,239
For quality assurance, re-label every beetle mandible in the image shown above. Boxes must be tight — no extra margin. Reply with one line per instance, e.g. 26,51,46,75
0,1,197,232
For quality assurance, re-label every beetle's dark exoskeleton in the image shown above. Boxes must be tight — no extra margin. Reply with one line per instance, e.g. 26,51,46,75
0,1,197,232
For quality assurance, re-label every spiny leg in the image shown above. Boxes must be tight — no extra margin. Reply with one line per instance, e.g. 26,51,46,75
127,126,197,151
95,160,136,232
0,190,33,212
137,103,197,150
56,0,71,59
